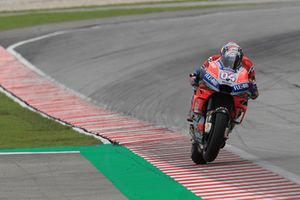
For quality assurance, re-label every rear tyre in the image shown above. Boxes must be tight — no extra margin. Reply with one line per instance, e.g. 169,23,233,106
191,142,206,164
203,112,229,162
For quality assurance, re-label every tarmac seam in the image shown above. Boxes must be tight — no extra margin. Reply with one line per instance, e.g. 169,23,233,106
0,151,80,155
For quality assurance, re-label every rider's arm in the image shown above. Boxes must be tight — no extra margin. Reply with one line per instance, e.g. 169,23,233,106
249,83,259,99
190,54,220,85
246,63,259,99
248,66,256,82
248,70,259,99
242,56,259,99
189,67,202,86
190,65,207,86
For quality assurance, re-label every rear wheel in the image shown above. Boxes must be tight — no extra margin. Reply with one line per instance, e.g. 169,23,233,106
203,112,229,162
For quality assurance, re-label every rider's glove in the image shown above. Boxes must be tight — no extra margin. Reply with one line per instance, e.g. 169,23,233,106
189,73,198,86
248,82,258,99
198,67,206,80
189,67,206,87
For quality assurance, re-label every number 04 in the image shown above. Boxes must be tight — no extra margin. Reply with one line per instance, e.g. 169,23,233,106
220,72,236,82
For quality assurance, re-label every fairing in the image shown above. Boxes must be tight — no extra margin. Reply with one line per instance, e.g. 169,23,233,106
192,60,250,123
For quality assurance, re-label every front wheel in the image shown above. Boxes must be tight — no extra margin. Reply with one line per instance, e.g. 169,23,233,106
203,112,229,162
191,142,206,164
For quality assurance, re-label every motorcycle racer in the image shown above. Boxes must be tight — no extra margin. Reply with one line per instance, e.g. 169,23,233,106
188,42,259,146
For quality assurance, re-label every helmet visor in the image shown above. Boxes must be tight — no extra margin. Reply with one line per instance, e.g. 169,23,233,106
221,50,241,69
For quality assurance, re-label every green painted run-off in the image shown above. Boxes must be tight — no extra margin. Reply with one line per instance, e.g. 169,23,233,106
0,144,201,200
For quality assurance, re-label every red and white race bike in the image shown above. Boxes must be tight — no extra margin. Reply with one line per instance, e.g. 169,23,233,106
190,60,253,164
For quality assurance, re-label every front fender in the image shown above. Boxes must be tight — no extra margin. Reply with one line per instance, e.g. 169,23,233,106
214,107,231,116
204,107,231,134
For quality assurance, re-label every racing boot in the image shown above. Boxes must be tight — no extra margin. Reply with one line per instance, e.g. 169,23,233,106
192,113,205,148
187,109,193,122
190,113,206,164
187,90,197,122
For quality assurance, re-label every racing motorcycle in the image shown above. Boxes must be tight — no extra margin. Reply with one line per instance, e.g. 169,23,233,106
189,60,253,164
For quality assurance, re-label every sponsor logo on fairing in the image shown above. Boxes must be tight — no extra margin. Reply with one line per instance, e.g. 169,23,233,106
204,73,219,90
233,83,249,93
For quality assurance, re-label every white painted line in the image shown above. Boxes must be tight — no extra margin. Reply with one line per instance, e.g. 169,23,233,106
229,196,275,200
163,165,259,173
192,185,300,194
185,176,284,183
100,127,156,135
174,174,281,181
0,151,80,155
129,145,189,150
226,144,300,185
166,168,267,176
136,152,188,157
5,38,111,144
181,178,285,187
0,86,110,144
149,160,192,165
162,164,255,172
85,124,146,131
199,189,300,199
184,179,291,188
199,193,276,200
171,171,273,179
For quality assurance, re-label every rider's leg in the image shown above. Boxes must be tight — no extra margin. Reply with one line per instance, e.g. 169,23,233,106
187,95,193,122
187,86,198,122
191,86,206,145
192,113,205,145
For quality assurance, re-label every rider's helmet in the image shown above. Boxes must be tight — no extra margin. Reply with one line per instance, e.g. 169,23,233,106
220,42,243,70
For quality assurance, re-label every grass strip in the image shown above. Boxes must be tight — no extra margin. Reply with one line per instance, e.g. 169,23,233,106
0,144,202,200
0,0,211,13
0,91,100,149
86,0,210,8
0,4,235,31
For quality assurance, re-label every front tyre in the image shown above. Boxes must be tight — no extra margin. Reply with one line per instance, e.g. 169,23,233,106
191,142,206,164
203,112,229,162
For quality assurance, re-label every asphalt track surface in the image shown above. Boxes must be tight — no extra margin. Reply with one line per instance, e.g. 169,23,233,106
2,2,300,191
0,153,126,200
